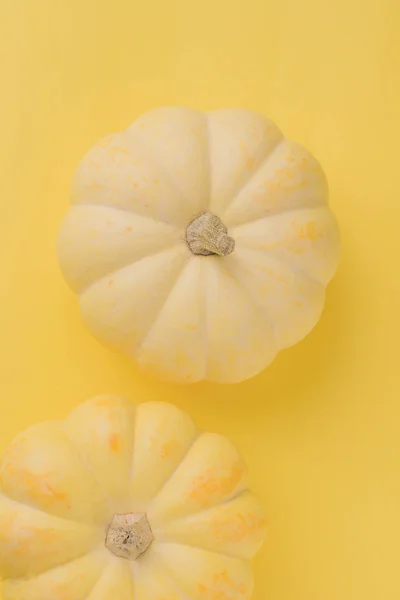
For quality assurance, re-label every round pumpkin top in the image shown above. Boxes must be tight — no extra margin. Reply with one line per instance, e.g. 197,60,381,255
0,396,265,600
57,107,340,383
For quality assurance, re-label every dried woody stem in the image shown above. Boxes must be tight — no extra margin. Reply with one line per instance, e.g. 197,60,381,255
105,513,154,560
186,212,235,257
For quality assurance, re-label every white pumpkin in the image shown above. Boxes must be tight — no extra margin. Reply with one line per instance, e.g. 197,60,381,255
57,107,340,383
0,396,265,600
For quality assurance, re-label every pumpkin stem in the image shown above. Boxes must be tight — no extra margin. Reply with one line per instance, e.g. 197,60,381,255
186,212,235,256
105,512,154,560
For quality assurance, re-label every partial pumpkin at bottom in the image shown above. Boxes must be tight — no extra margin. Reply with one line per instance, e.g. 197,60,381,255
0,396,266,600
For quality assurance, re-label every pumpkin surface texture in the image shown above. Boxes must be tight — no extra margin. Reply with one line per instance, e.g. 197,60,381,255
57,107,340,383
0,396,265,600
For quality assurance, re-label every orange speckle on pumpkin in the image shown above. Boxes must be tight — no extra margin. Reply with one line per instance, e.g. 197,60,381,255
299,157,308,168
297,221,324,242
97,135,114,149
159,440,178,459
240,140,248,155
212,512,266,543
108,433,120,452
125,226,132,232
188,462,244,506
198,570,248,599
44,483,71,508
108,279,114,285
247,126,260,142
2,463,72,509
245,156,255,170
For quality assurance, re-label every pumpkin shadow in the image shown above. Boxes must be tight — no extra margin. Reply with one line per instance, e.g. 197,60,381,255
189,290,344,421
172,247,358,426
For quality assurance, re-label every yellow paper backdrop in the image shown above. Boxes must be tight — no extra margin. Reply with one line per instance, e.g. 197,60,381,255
1,0,399,598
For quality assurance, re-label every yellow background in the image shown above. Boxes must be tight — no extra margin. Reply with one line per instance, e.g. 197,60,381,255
1,0,399,598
